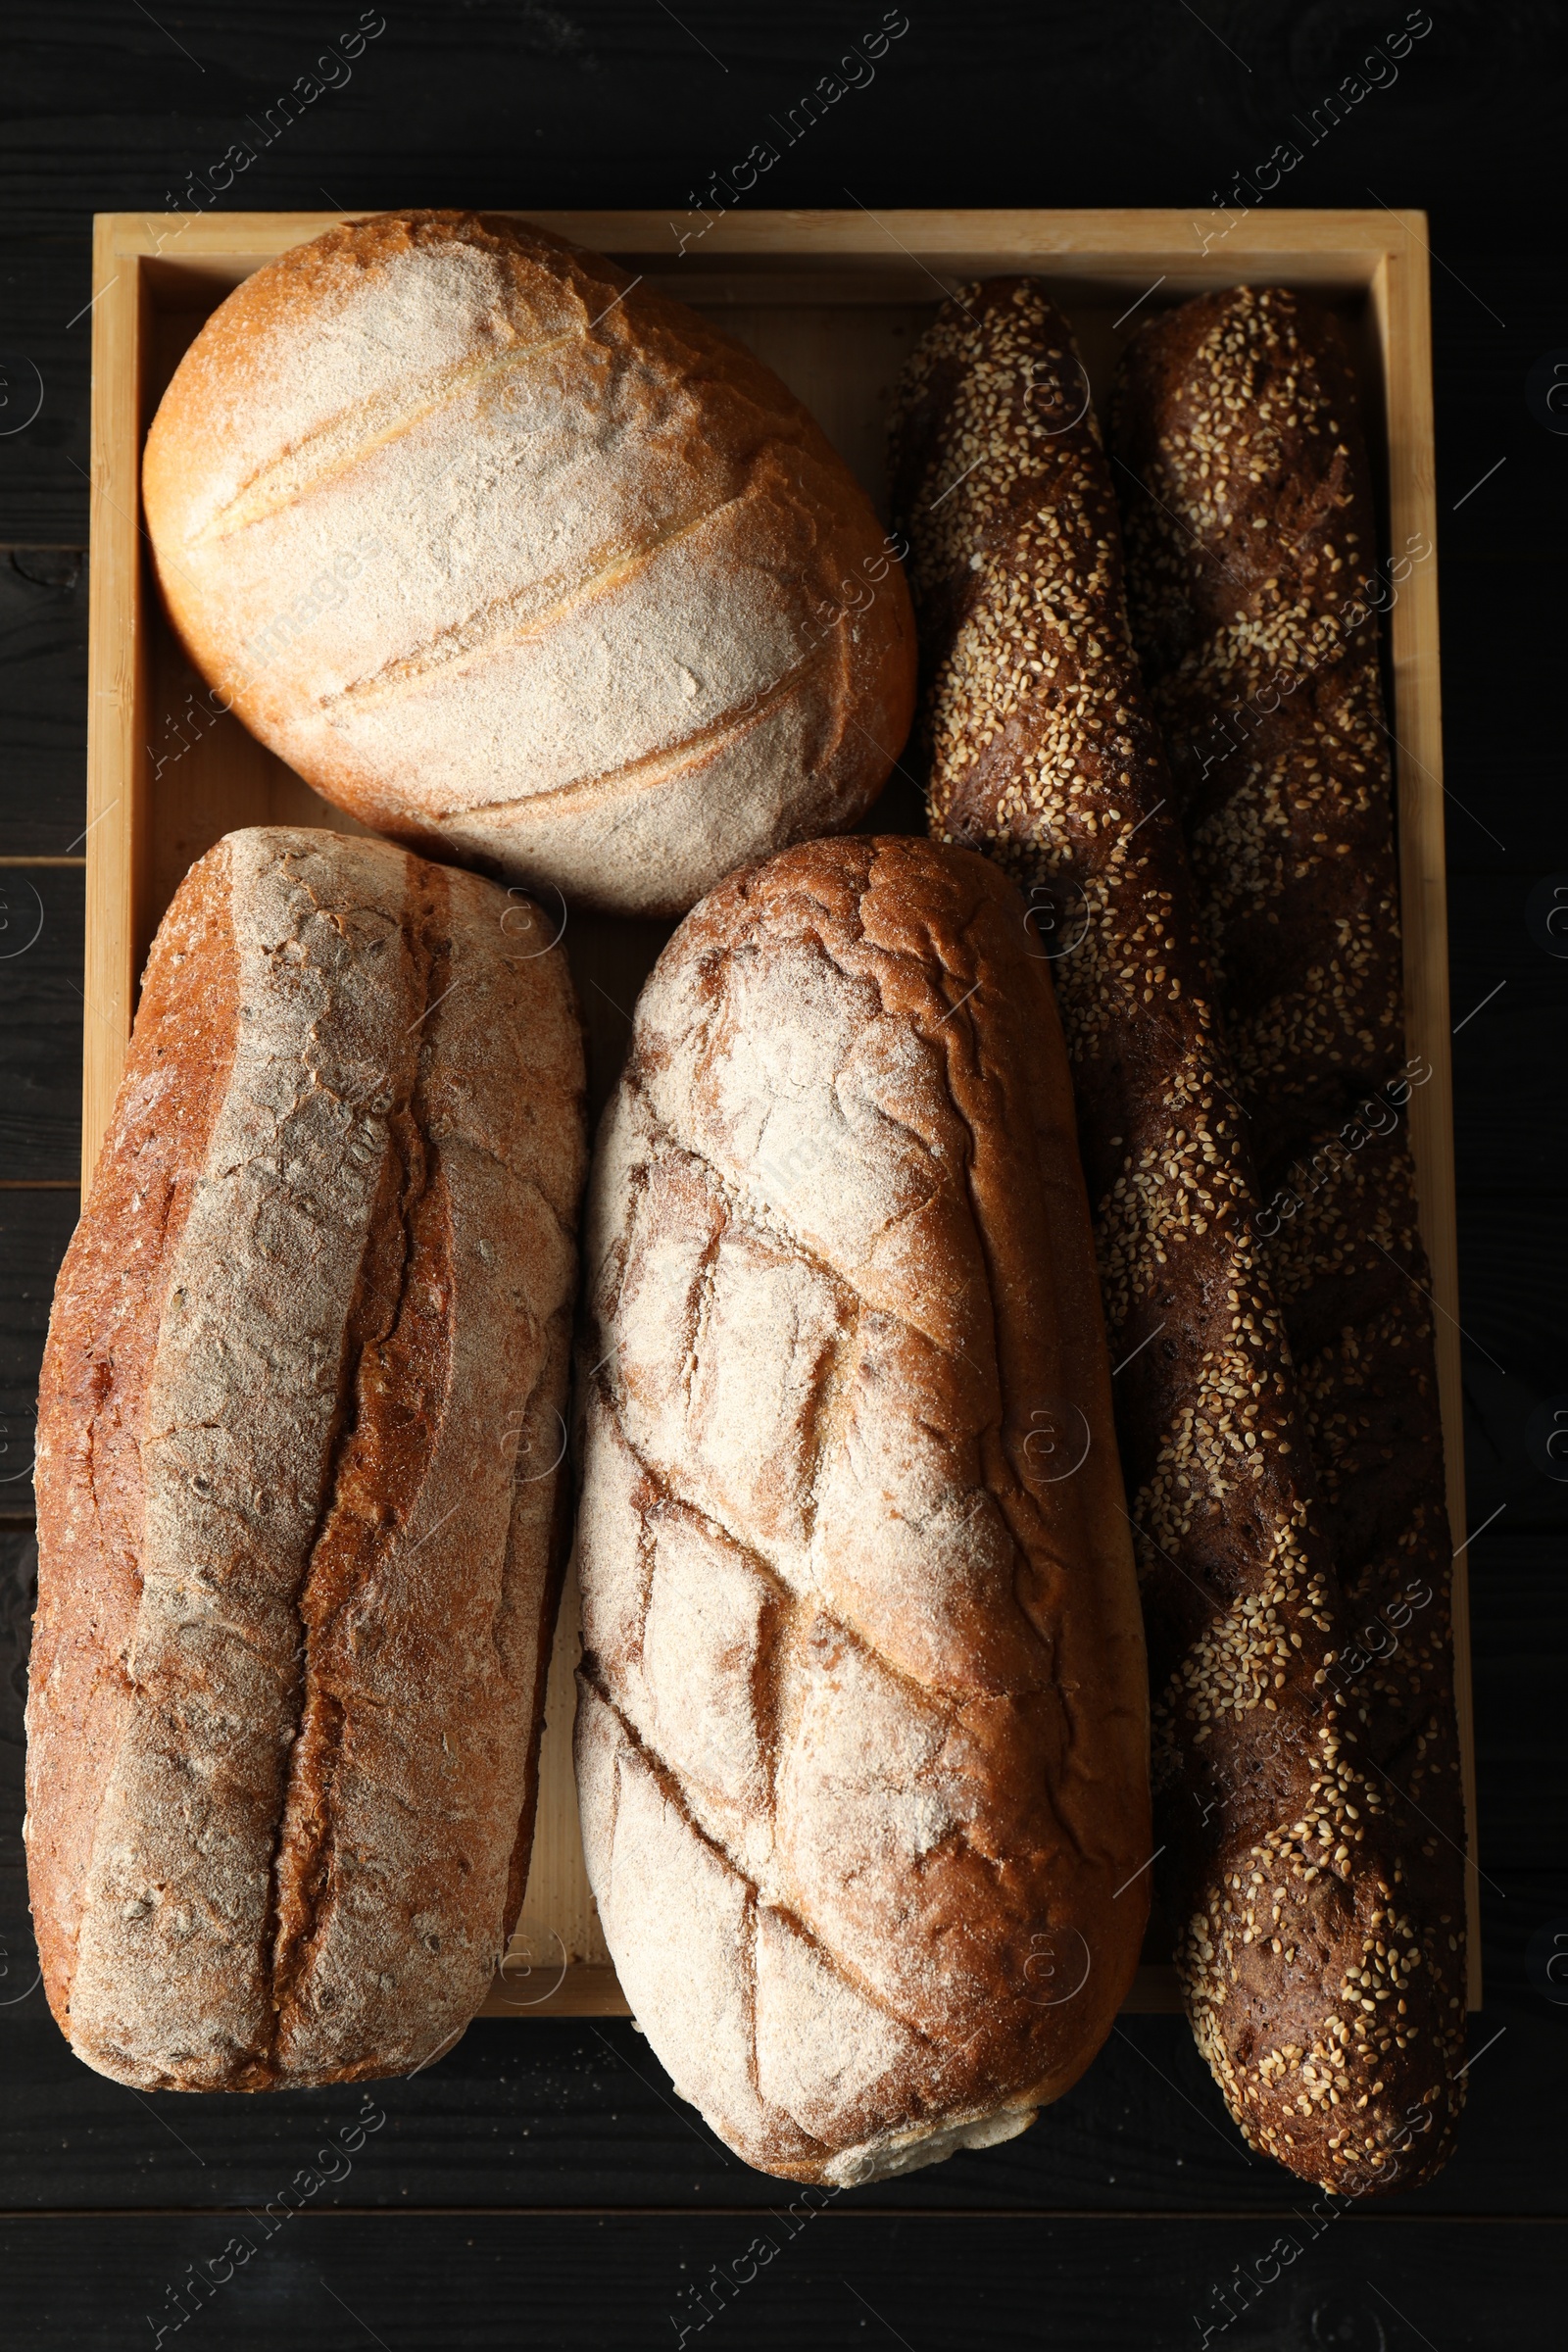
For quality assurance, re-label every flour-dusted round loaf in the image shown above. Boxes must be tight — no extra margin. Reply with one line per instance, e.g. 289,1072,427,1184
573,835,1152,2184
141,211,917,916
25,827,586,2090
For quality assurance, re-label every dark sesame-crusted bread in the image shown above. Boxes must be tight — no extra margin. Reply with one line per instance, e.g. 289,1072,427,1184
890,278,1461,2192
1111,282,1466,2155
1109,285,1404,1167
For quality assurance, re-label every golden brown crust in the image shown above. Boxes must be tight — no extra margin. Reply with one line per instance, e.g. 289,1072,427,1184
26,827,587,2089
141,210,916,916
25,846,241,2028
574,835,1151,2183
892,280,1462,2195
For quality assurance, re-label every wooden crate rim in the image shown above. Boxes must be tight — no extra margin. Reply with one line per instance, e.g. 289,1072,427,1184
82,205,1479,2018
100,202,1430,255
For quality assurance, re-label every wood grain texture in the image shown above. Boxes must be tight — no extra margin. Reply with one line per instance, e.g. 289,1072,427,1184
71,206,1480,2031
0,234,93,545
0,552,87,852
0,1192,77,1521
0,4,1559,552
0,2210,1559,2349
80,214,145,1195
0,1509,1552,2220
0,1,1562,2330
1364,252,1483,1970
0,1993,1562,2218
1469,1535,1568,1871
0,863,82,1179
0,1533,33,1993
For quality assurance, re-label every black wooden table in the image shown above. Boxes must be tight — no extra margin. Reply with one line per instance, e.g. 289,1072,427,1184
1,7,1563,2344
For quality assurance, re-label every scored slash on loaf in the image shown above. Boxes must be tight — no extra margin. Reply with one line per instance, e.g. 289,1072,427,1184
572,834,1152,2185
26,829,586,2089
141,211,916,917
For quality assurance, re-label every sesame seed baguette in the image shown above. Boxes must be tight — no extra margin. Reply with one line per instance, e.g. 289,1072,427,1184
1108,286,1403,1170
889,279,1460,2192
1263,1135,1456,1823
1111,282,1466,2120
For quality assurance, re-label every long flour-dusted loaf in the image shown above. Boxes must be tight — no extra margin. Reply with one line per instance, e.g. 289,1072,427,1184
573,835,1151,2185
890,280,1461,2190
26,827,586,2089
1111,281,1466,2128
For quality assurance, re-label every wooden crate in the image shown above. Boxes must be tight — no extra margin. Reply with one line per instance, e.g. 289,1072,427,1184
83,206,1479,2017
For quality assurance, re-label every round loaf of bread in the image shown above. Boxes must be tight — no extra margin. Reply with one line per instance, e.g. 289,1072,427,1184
141,210,917,915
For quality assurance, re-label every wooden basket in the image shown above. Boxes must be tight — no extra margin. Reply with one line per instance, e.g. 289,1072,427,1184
83,206,1479,2015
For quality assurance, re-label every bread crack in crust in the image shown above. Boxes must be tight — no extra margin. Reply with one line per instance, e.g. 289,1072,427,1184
574,835,1151,2184
27,828,586,2089
891,280,1461,2193
141,211,916,917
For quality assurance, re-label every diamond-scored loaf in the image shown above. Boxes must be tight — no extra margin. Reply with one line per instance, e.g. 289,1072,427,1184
141,211,916,916
572,834,1152,2184
891,277,1464,2195
26,827,586,2089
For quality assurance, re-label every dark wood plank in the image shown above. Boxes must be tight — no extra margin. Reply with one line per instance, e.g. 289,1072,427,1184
1460,1408,1568,1547
0,1530,30,2009
1447,867,1568,1026
0,1500,1559,2217
0,862,82,1178
1426,245,1568,568
1470,1536,1568,1870
1438,558,1567,876
1452,1013,1566,1195
0,242,92,547
0,1189,76,1519
0,4,1561,542
0,2210,1558,2350
0,1981,1562,2220
1451,1200,1565,1394
0,4,1561,2314
0,549,86,851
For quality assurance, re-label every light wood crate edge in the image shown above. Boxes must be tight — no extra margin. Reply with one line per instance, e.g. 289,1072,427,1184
82,207,1479,2017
